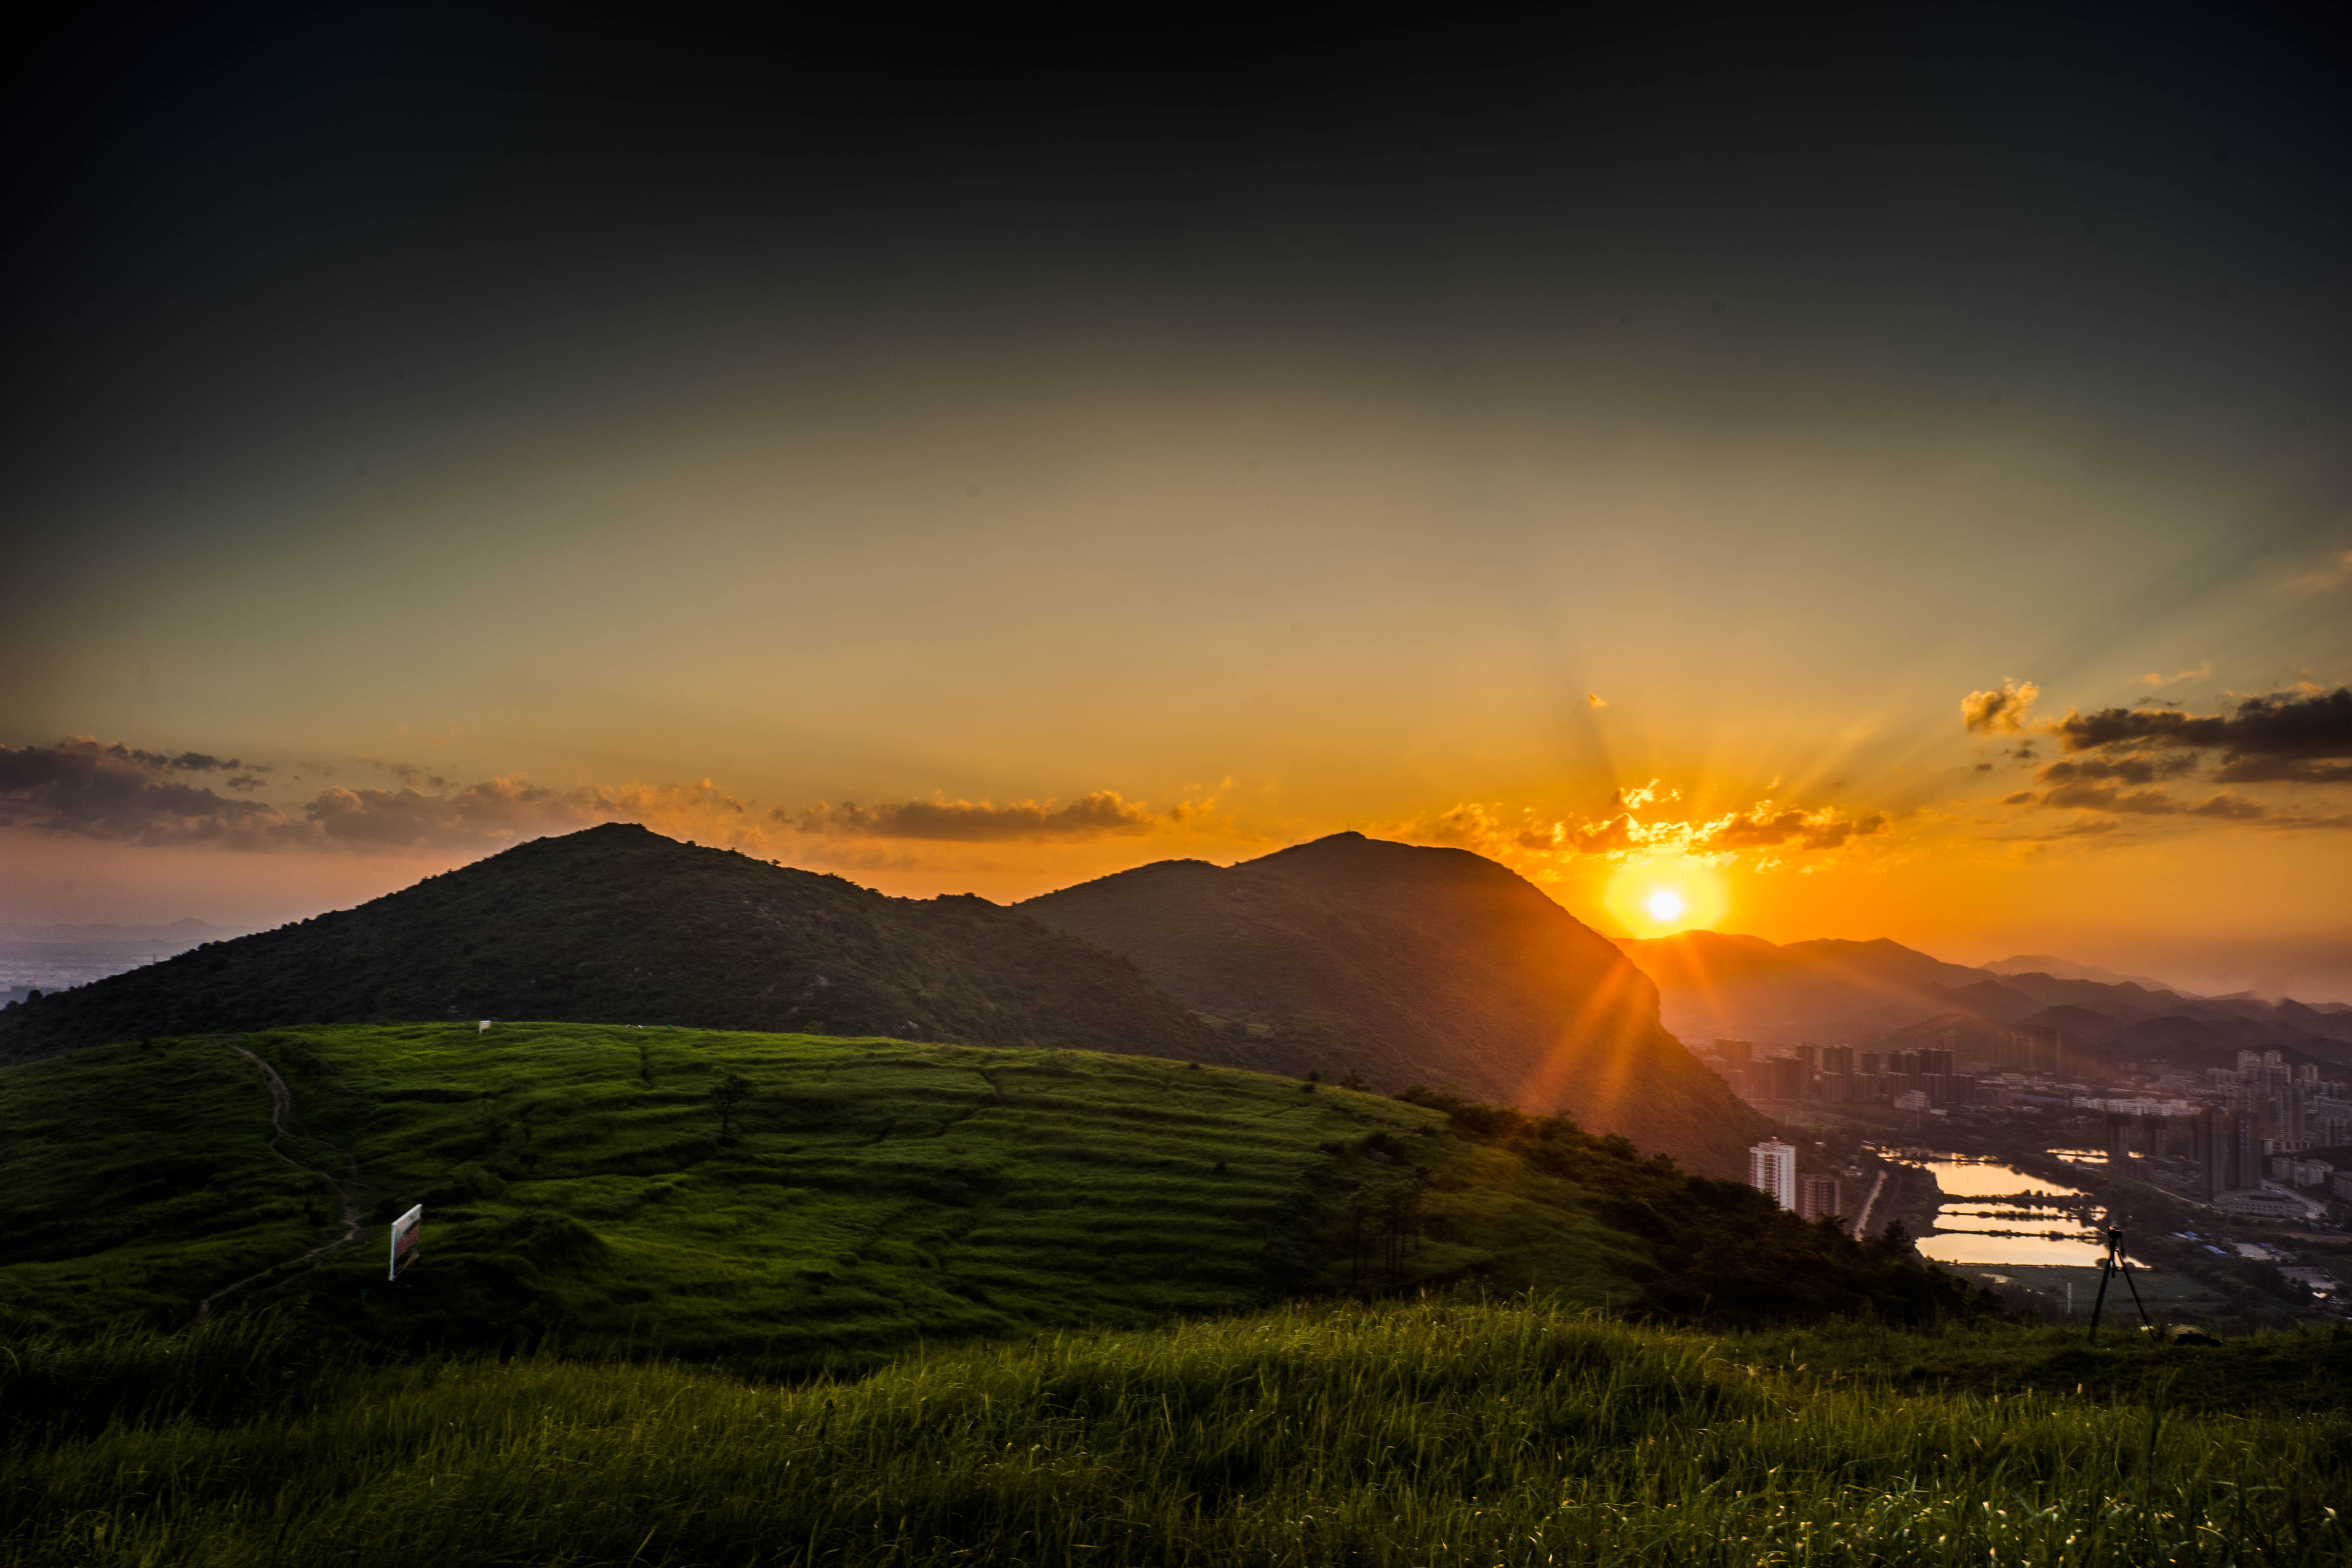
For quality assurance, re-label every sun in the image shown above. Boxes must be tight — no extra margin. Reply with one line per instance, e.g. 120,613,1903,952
1602,857,1726,935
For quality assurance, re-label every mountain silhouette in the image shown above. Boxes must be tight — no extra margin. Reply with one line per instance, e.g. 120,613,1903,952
0,824,1226,1069
1021,833,1767,1176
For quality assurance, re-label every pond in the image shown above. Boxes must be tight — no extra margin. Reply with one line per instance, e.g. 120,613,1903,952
1901,1154,2112,1267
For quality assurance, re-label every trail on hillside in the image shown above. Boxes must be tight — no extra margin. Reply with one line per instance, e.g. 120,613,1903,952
187,1044,368,1329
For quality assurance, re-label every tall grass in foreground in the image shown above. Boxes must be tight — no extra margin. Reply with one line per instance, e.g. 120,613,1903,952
5,1300,2344,1567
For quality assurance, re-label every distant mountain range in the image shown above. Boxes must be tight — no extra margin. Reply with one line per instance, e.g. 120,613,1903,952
1025,833,1766,1174
1980,953,2182,991
0,918,257,944
1617,930,2352,1072
0,825,1763,1176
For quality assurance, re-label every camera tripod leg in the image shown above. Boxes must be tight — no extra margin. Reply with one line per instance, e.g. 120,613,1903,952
2087,1256,2112,1341
2119,1255,2151,1329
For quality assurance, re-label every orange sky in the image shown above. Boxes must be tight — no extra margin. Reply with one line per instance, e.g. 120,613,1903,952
4,4,2349,1000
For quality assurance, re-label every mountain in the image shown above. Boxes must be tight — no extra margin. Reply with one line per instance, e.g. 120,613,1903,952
1617,930,2352,1072
1020,833,1767,1177
1983,953,2185,992
1613,930,2008,1044
0,824,1229,1070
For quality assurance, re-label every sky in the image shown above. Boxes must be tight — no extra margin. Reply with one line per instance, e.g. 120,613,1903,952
4,2,2350,998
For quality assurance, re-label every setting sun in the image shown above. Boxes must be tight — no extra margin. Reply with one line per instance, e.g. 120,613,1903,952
1603,858,1726,935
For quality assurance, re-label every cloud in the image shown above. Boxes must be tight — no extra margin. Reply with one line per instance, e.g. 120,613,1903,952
2137,661,2212,688
788,791,1156,841
1961,678,2039,734
0,737,298,848
0,735,762,855
2055,686,2352,782
2038,754,2193,786
2041,782,2187,815
356,757,449,788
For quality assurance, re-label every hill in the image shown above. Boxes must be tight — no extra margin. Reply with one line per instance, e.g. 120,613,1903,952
1020,833,1767,1178
0,1024,1964,1359
1620,929,2352,1071
0,824,1229,1070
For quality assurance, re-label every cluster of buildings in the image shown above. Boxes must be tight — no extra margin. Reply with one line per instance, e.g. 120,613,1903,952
1703,1044,1994,1114
1706,1036,2048,1111
2094,1052,2351,1212
1746,1139,1843,1221
1718,1036,2352,1224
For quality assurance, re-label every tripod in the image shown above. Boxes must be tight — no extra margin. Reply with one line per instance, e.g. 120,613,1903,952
2086,1227,2150,1341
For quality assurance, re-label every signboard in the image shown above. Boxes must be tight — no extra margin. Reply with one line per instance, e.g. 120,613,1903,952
389,1203,424,1280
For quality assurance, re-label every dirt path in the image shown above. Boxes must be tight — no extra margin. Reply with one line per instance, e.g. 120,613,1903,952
187,1044,368,1329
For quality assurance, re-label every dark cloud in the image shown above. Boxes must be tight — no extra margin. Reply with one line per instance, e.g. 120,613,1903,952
359,757,450,788
0,736,751,854
0,737,297,848
1715,808,1813,848
2211,755,2352,785
2056,687,2352,783
2042,782,2189,815
1802,813,1888,850
2039,754,2194,786
789,791,1155,842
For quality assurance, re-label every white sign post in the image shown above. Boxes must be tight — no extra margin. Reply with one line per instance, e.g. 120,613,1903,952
389,1203,424,1280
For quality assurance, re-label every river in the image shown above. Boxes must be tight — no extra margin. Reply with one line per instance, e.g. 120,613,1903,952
1899,1153,2111,1267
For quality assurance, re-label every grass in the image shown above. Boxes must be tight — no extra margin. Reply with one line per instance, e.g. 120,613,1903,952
1,1024,1982,1368
0,1023,1443,1363
2,1300,2345,1567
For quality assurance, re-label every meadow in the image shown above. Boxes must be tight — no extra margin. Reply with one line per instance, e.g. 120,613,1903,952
0,1023,1447,1363
3,1300,2346,1567
0,1024,1962,1364
13,1023,2324,1566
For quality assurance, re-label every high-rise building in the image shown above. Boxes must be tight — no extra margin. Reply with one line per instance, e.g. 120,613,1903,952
1749,1141,1797,1211
1798,1173,1841,1223
1858,1051,1884,1076
1919,1048,1955,1077
1769,1056,1807,1101
1821,1045,1855,1076
1715,1038,1754,1069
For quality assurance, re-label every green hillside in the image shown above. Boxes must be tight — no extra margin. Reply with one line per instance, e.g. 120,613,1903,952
0,824,1230,1070
0,1024,1966,1363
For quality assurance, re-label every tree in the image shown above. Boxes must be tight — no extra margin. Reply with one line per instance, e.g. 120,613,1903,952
710,1071,755,1138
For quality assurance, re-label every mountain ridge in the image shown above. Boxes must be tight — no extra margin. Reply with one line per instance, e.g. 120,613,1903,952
1022,832,1767,1177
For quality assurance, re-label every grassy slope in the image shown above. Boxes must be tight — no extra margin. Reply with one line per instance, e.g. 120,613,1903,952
0,1024,1439,1361
0,1025,1969,1364
4,1303,2346,1568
